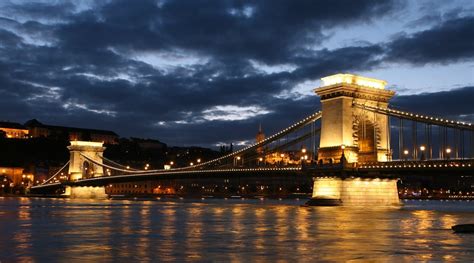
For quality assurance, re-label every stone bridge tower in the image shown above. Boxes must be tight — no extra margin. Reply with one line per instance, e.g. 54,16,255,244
68,141,106,181
314,74,395,164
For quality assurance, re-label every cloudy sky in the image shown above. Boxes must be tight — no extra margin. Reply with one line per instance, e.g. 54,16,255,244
0,0,473,147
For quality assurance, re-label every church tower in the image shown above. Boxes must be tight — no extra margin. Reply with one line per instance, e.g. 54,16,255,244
256,123,265,154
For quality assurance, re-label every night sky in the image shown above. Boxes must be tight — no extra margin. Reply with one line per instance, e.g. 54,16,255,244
0,0,472,148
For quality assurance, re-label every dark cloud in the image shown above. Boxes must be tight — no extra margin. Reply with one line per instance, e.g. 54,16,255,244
387,16,474,65
0,0,471,148
392,86,474,121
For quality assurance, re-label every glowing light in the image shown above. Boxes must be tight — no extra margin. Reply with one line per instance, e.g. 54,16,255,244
446,148,452,154
403,150,409,155
70,141,104,147
320,73,387,89
420,145,426,151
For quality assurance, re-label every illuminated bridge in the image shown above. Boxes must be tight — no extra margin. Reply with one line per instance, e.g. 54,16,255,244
30,74,474,205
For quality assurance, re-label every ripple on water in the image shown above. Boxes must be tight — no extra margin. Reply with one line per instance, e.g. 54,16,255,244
0,198,473,262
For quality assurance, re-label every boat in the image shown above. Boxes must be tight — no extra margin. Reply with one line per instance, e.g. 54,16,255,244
452,224,474,233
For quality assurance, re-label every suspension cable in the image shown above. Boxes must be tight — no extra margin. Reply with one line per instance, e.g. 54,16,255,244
40,161,70,185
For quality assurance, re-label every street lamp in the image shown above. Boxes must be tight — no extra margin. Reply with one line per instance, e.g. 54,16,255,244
403,150,409,161
197,158,201,163
170,161,174,165
419,145,426,161
446,148,451,160
301,148,307,154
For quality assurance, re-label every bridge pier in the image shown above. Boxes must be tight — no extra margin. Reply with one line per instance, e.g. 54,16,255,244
63,186,108,199
307,177,400,206
68,141,106,181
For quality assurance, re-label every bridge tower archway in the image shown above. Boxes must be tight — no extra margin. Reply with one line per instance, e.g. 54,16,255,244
67,141,106,181
315,74,395,163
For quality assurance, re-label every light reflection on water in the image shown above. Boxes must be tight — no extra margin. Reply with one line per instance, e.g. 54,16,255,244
1,197,474,262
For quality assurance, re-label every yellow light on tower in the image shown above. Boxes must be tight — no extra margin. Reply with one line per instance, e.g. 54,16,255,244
403,150,409,155
446,148,452,154
301,148,307,153
280,153,285,158
236,156,241,160
420,145,426,151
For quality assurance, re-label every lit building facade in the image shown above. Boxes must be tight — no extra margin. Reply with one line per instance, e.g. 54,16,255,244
0,121,29,138
0,167,34,186
25,119,118,144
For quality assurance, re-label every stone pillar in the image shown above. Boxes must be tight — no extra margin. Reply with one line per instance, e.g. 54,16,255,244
307,177,400,206
67,141,106,181
64,186,108,199
314,74,395,163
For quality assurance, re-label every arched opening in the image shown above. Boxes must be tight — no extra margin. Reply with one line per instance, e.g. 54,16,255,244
357,119,377,162
82,161,94,179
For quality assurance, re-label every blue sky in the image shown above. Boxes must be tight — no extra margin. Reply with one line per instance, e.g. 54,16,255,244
0,0,472,147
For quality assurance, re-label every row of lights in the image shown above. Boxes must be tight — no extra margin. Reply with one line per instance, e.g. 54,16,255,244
168,111,322,171
403,146,452,154
356,103,472,128
361,163,472,169
105,166,303,177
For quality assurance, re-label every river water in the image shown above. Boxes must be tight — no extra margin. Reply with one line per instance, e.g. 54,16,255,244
1,197,473,262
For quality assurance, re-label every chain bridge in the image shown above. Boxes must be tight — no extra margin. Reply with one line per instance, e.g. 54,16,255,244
30,74,474,205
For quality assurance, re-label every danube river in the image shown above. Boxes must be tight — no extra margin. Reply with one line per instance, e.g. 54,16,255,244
1,197,473,262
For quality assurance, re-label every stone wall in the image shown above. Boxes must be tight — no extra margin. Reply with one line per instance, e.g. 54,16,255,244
312,177,400,206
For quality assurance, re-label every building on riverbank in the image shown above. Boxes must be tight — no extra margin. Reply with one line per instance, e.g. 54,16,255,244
0,121,29,139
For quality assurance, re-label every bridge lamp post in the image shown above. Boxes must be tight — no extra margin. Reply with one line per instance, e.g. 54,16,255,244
235,156,241,166
197,158,201,164
446,148,451,160
403,150,409,161
420,145,426,161
190,162,194,166
301,148,307,163
258,157,263,166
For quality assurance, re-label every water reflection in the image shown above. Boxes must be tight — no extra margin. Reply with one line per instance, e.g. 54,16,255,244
0,198,473,262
